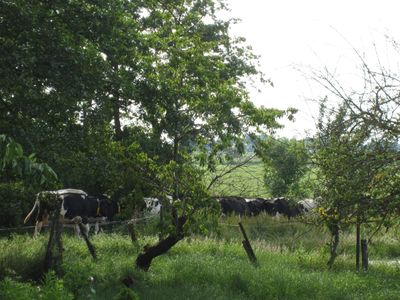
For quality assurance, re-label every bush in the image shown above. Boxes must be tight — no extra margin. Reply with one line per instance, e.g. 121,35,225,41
114,287,139,300
0,182,35,227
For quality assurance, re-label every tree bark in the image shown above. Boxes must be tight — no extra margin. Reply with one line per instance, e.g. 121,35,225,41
356,222,360,271
327,222,340,268
361,239,368,271
135,216,187,271
113,95,122,141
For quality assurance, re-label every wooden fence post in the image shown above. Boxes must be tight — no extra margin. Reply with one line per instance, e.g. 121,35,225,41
44,199,64,276
76,220,97,259
238,222,258,267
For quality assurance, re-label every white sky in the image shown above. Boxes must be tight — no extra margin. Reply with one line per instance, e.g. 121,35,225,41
224,0,400,138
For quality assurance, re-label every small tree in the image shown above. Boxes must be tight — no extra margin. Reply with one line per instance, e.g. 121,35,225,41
311,97,400,267
255,137,310,199
133,0,295,270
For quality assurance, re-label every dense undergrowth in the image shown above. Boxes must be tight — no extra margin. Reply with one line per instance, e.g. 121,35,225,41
1,215,400,299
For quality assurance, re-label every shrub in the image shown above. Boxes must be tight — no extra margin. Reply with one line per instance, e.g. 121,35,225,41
114,287,139,300
0,182,35,227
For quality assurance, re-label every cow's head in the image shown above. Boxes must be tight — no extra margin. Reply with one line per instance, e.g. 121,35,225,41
98,194,120,219
143,197,161,215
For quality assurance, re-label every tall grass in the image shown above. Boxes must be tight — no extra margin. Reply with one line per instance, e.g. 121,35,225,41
1,217,400,299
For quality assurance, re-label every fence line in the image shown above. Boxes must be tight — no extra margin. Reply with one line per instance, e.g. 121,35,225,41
0,216,310,234
0,213,159,234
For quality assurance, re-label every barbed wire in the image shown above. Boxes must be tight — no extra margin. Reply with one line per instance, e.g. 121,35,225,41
0,213,159,234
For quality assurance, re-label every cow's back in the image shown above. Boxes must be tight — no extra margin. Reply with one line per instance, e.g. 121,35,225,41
63,193,88,219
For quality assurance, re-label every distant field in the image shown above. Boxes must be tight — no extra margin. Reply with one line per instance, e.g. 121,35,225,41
207,157,270,198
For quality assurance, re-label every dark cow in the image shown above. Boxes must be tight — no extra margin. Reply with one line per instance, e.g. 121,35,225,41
245,198,276,216
217,196,303,218
24,189,120,237
272,197,302,219
217,196,277,216
85,194,120,234
218,196,248,216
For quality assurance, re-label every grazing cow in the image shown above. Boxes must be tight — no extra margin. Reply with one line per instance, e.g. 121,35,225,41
143,197,162,215
142,195,176,216
297,199,317,215
269,197,302,219
217,196,249,216
86,194,121,234
217,196,279,216
24,189,120,237
245,198,277,216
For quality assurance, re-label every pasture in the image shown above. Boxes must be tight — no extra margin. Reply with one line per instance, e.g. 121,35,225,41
207,157,270,198
1,214,400,299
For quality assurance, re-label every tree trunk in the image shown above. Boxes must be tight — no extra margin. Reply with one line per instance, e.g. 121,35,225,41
327,222,340,268
361,239,368,271
113,93,122,141
356,222,361,271
135,216,187,271
111,60,122,141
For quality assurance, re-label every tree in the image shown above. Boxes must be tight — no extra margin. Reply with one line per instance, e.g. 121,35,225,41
255,137,310,198
309,38,400,266
133,0,294,270
0,0,147,194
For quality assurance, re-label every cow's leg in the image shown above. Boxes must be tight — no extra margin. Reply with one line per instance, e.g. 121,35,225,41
34,221,43,237
94,222,100,235
74,224,81,238
83,223,90,237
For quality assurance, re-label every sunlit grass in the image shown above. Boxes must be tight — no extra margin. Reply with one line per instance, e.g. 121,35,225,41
1,218,400,299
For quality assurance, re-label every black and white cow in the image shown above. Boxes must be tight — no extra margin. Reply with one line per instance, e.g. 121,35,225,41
143,197,162,215
245,198,276,216
23,189,120,237
272,197,300,219
216,196,303,218
218,196,248,216
217,196,277,216
296,198,318,215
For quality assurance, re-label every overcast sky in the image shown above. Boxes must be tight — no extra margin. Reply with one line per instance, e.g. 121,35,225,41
224,0,400,138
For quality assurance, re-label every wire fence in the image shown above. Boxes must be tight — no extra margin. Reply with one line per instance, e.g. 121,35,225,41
0,215,315,233
0,214,160,235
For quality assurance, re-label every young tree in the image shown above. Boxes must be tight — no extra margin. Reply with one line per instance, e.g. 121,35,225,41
310,38,400,266
255,137,310,199
133,0,295,270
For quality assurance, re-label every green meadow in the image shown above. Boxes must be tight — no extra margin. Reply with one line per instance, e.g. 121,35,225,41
207,157,269,198
1,215,400,299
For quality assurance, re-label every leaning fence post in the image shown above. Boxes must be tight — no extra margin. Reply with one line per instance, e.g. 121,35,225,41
76,219,97,259
238,222,258,267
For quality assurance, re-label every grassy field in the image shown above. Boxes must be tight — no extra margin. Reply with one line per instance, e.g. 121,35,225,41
207,157,270,198
1,215,400,299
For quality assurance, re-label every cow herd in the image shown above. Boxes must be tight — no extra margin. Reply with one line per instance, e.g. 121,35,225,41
143,195,317,219
217,196,316,219
23,189,317,238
